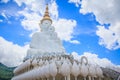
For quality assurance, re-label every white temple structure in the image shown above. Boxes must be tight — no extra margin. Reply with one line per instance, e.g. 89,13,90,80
12,4,118,80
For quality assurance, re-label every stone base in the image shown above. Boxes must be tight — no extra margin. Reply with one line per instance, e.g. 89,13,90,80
34,74,112,80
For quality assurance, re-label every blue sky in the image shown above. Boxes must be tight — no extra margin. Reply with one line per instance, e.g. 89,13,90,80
0,0,120,67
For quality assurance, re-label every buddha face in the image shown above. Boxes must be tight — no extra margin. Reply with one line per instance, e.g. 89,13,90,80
40,20,51,31
42,20,51,27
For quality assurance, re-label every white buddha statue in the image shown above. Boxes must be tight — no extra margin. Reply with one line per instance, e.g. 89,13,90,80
25,5,65,59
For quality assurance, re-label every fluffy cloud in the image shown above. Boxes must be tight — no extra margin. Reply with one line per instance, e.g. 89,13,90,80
80,0,120,50
1,12,8,20
68,0,81,7
53,19,77,42
49,1,58,19
69,40,80,44
0,0,9,3
14,0,79,43
96,24,120,50
71,52,120,72
0,19,3,22
0,37,29,67
80,0,120,24
69,0,120,50
19,11,42,32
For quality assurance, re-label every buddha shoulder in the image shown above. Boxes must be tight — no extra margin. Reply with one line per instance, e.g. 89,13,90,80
32,32,44,37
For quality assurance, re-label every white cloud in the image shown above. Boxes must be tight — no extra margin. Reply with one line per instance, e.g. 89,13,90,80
96,24,120,50
14,0,45,12
19,11,42,32
1,12,12,24
0,19,3,22
71,52,120,72
71,0,120,50
0,0,9,3
49,1,58,19
68,0,81,7
80,0,120,24
0,37,29,67
69,40,80,44
71,52,80,60
1,12,8,20
53,19,77,41
13,0,23,6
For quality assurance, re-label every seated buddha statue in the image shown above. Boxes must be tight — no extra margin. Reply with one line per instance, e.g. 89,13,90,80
25,5,65,59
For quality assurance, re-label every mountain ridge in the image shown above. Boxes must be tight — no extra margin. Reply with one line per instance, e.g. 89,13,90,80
0,62,15,80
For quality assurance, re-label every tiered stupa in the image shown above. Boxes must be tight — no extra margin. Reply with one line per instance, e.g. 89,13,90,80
12,4,119,80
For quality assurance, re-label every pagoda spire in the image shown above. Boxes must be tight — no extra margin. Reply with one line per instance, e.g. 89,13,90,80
41,4,52,23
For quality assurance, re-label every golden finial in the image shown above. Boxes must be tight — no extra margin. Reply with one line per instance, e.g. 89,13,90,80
41,4,52,23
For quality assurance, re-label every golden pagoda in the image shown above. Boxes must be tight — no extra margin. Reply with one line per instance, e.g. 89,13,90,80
41,4,52,23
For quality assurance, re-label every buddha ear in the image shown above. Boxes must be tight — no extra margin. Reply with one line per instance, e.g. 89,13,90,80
39,22,41,26
39,23,42,30
40,28,42,32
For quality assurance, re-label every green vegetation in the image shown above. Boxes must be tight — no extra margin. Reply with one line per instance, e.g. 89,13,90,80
0,63,15,80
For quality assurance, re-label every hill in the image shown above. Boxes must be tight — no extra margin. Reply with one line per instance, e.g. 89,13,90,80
0,63,15,80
